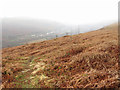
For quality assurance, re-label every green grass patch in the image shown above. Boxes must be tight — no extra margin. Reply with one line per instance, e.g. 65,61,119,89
15,74,25,80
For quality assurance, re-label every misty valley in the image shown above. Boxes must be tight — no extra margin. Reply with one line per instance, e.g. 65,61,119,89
2,18,114,48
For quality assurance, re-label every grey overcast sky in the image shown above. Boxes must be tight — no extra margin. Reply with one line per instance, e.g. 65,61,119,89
1,0,119,25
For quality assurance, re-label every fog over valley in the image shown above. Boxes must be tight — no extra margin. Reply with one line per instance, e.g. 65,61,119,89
2,18,116,48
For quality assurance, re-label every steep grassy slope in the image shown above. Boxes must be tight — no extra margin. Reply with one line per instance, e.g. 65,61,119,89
2,23,119,88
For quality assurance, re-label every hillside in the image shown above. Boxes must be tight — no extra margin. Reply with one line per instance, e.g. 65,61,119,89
2,23,119,88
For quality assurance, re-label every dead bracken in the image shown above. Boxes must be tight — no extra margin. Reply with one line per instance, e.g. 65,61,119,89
2,23,119,88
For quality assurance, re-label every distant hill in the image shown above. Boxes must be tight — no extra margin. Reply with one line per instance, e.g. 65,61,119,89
2,23,118,88
2,18,115,48
2,18,67,35
2,18,67,48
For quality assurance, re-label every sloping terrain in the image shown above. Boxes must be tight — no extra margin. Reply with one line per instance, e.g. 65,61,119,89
2,23,119,88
